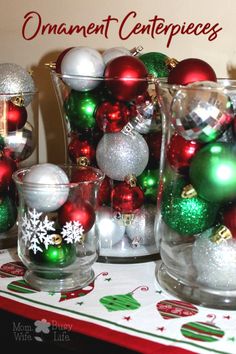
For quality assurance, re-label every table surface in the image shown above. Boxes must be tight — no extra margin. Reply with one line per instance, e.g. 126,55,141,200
0,248,235,354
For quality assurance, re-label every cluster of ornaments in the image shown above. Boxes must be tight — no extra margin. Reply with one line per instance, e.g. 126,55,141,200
0,63,36,233
160,57,236,289
51,46,172,258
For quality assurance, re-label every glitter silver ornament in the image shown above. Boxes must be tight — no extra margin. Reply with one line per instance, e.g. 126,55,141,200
4,122,35,162
96,131,149,181
102,47,131,64
61,47,105,91
22,163,69,212
126,205,156,246
192,227,236,290
95,206,125,249
171,81,234,143
0,63,35,106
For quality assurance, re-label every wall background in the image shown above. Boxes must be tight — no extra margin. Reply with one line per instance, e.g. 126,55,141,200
0,0,235,163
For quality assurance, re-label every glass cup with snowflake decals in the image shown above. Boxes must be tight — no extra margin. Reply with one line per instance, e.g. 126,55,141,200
13,164,104,292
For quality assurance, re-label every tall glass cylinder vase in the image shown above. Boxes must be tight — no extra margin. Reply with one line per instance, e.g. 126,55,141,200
155,79,236,309
0,91,38,248
50,70,161,263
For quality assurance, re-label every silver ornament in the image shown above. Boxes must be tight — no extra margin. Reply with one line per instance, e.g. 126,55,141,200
126,205,156,246
192,227,236,290
171,81,234,143
61,47,105,91
95,206,125,249
22,163,69,212
4,122,35,162
0,63,36,106
102,47,131,64
96,131,149,181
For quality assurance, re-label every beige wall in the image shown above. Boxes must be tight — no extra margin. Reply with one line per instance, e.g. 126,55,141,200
0,0,235,163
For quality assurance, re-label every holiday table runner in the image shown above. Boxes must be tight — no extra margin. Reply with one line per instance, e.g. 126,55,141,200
0,248,235,354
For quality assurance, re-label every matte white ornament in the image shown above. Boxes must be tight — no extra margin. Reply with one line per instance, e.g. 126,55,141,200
23,163,69,212
61,47,105,91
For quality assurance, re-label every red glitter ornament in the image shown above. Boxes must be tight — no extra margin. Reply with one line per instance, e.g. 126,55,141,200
6,101,27,132
111,179,144,214
58,199,95,233
104,56,148,101
97,176,112,206
168,58,217,85
95,100,135,133
68,136,96,165
167,133,202,174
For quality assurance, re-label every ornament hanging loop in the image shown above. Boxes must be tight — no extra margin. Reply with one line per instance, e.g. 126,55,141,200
130,45,144,56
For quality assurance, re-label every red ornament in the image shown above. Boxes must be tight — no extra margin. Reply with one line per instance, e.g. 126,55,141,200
222,204,236,239
104,56,148,101
111,181,144,213
167,133,202,174
145,131,162,167
70,166,99,183
58,199,95,233
97,176,112,206
68,136,96,164
168,58,217,85
6,101,27,132
0,153,17,194
95,100,135,133
55,47,74,73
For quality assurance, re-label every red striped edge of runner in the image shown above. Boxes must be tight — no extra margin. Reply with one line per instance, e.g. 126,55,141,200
0,295,195,354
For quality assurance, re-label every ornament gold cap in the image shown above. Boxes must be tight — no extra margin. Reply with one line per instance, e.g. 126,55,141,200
130,45,143,56
52,234,62,245
165,57,179,70
181,184,197,199
210,225,232,244
76,156,89,166
125,174,137,187
11,95,25,107
44,62,56,70
122,213,135,226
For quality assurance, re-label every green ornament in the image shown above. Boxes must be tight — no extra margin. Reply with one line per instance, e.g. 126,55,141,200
64,89,100,130
190,142,236,202
139,52,169,77
0,135,5,151
162,177,219,236
30,235,76,268
137,169,159,203
99,286,148,312
0,196,17,232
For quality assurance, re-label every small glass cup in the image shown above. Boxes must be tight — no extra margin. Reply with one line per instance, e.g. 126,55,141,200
50,71,161,263
0,91,38,248
155,79,236,309
13,164,104,292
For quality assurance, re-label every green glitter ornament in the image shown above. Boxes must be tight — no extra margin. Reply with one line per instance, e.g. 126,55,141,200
137,169,159,203
139,52,169,78
0,135,5,151
64,89,100,130
161,177,219,236
190,142,236,202
0,196,17,232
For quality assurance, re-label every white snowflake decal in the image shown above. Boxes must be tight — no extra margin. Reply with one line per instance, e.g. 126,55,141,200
61,221,84,244
21,209,55,254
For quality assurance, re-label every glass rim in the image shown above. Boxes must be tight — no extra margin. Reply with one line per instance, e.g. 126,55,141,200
50,70,156,83
0,90,38,97
12,165,105,188
155,78,236,92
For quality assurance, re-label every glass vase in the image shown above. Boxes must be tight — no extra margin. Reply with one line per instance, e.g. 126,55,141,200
13,164,104,292
0,91,38,249
50,70,161,263
155,79,236,309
